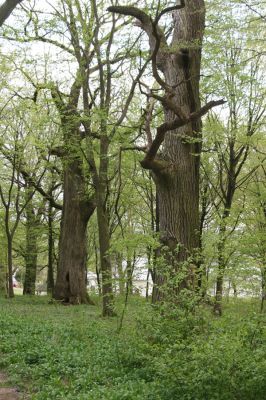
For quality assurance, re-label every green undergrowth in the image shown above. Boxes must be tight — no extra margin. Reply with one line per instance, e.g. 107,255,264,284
0,296,265,399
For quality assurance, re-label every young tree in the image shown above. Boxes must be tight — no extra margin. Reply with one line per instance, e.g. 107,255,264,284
0,131,32,298
22,183,43,295
200,1,265,314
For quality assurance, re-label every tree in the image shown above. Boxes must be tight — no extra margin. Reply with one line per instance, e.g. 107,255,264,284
0,0,22,26
2,0,143,311
5,1,97,304
0,130,33,298
22,182,43,295
200,1,265,314
109,0,223,301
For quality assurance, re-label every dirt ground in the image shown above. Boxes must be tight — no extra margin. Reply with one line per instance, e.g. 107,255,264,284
0,372,20,400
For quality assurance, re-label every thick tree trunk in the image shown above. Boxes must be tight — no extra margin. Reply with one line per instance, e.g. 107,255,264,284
54,161,95,305
152,1,205,301
108,1,212,303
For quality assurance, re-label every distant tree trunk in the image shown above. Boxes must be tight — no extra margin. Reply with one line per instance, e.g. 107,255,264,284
261,264,266,312
90,133,115,316
7,235,14,298
214,188,234,315
126,256,133,295
23,189,38,295
94,235,102,295
116,253,124,295
197,182,209,295
214,227,227,315
232,281,237,298
0,265,7,297
47,201,55,294
97,189,114,315
145,269,150,300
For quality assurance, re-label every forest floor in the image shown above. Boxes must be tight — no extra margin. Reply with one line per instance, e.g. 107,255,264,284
0,372,20,400
0,295,265,399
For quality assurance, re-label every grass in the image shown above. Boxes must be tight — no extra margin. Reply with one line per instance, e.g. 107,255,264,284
0,295,265,399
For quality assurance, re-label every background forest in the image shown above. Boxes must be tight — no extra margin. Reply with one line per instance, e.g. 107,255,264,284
0,0,265,399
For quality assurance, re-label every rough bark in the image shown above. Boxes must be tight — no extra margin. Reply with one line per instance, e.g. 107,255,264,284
108,1,222,302
54,159,95,304
0,0,22,27
94,133,115,315
47,201,55,294
23,197,38,296
151,0,205,300
0,265,7,297
51,68,96,305
157,1,204,296
97,196,114,315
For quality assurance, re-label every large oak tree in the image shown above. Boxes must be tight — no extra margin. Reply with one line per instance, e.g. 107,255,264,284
109,0,223,300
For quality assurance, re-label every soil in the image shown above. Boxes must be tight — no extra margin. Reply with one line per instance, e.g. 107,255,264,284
0,372,20,400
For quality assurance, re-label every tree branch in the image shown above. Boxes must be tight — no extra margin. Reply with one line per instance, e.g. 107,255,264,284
0,0,22,27
141,99,226,171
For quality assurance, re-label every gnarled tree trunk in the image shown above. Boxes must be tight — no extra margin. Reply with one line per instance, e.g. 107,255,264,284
54,160,95,304
151,1,205,300
51,69,96,305
109,1,216,302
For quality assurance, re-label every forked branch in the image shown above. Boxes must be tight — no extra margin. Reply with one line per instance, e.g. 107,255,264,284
141,99,226,171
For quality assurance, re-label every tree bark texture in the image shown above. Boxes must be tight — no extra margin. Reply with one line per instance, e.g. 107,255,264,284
54,158,95,304
152,1,205,299
0,264,7,297
51,69,96,305
97,198,114,315
108,0,211,302
95,135,115,316
23,195,38,295
0,0,22,26
7,236,14,298
214,157,236,314
47,202,55,294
